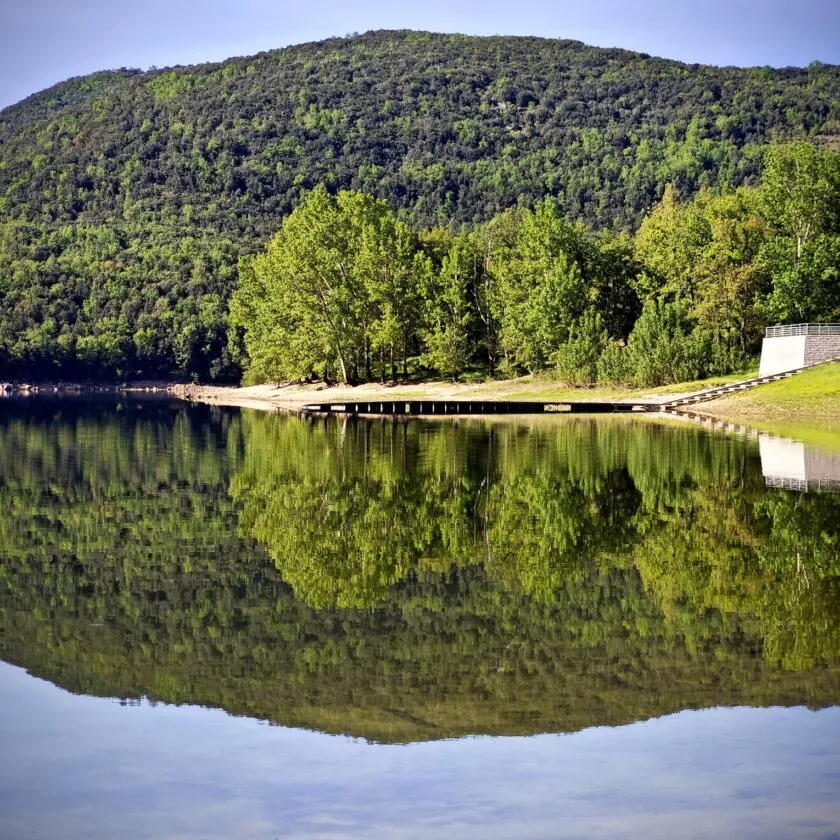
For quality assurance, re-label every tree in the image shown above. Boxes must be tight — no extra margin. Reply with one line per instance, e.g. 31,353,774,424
761,141,840,263
492,201,588,372
354,194,425,381
421,235,477,380
554,309,610,386
231,187,426,385
693,190,769,354
634,183,711,304
231,186,362,383
759,142,840,323
585,231,642,340
626,299,698,386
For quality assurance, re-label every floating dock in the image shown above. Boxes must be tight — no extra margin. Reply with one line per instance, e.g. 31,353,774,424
300,400,661,416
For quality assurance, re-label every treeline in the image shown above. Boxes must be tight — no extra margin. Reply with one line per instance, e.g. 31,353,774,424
233,141,840,386
1,30,839,383
0,222,240,381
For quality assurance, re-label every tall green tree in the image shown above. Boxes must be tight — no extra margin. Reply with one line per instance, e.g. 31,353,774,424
759,142,840,322
354,196,425,380
231,187,425,385
421,235,477,380
693,189,769,353
492,201,588,372
633,183,711,304
232,186,363,383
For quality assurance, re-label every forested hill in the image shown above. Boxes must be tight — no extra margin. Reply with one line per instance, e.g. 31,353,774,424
1,30,839,381
3,30,839,232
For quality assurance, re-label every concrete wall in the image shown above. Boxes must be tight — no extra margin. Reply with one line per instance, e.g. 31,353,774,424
759,334,840,376
804,335,840,366
759,336,805,376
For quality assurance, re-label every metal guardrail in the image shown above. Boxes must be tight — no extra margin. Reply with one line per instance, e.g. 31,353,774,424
765,323,840,337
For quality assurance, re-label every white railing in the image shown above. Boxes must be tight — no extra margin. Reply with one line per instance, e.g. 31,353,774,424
765,323,840,338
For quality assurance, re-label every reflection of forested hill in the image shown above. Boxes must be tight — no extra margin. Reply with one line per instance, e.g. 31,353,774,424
1,402,839,743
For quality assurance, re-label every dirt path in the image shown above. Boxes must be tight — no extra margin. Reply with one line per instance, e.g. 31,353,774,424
169,378,690,413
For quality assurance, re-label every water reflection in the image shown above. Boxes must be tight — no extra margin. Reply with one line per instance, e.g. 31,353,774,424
0,400,839,742
2,660,839,840
760,433,840,493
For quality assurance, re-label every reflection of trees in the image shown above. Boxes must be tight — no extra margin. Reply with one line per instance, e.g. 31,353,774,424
633,486,840,671
232,414,840,670
484,462,642,597
230,419,483,607
0,405,839,742
229,417,649,605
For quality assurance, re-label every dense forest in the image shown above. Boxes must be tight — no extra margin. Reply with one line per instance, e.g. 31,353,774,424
1,401,838,741
1,30,839,381
232,143,840,386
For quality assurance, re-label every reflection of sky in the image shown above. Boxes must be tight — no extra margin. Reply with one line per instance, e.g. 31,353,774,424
1,661,839,840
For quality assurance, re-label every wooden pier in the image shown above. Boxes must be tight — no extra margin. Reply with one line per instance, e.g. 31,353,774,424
300,356,840,419
300,400,661,416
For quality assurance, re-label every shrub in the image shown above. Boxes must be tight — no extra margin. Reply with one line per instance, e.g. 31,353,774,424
554,310,609,386
626,299,697,386
597,340,634,385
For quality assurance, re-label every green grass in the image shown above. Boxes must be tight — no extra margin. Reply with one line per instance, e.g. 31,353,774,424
647,367,759,394
700,362,840,427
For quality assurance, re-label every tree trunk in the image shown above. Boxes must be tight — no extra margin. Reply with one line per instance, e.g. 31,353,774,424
337,353,350,386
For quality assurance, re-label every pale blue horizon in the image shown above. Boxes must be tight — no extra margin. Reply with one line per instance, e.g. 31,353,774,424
1,0,839,110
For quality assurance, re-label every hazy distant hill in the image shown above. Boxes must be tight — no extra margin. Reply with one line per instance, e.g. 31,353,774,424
0,30,838,380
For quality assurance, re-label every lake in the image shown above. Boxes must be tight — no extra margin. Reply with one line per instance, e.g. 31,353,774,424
1,397,839,839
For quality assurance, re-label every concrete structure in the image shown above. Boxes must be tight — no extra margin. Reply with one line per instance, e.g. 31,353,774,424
759,324,840,376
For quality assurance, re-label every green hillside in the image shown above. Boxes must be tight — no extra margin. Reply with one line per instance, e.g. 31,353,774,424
1,30,839,381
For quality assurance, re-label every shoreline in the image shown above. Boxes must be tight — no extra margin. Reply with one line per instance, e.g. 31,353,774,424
4,368,839,433
168,380,688,414
1,377,685,412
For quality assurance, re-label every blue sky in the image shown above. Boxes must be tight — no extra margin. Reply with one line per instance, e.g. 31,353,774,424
1,0,839,109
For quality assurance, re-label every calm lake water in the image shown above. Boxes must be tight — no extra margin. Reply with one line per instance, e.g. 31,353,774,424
1,397,839,839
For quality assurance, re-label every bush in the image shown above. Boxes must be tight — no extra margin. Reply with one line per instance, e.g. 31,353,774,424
597,340,634,385
625,300,698,387
554,310,608,386
691,328,745,377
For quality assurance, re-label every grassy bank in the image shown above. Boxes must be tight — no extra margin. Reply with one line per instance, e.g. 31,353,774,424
700,362,840,428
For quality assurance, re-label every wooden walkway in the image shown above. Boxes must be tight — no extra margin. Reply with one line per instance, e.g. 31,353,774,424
300,399,660,416
301,358,839,418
